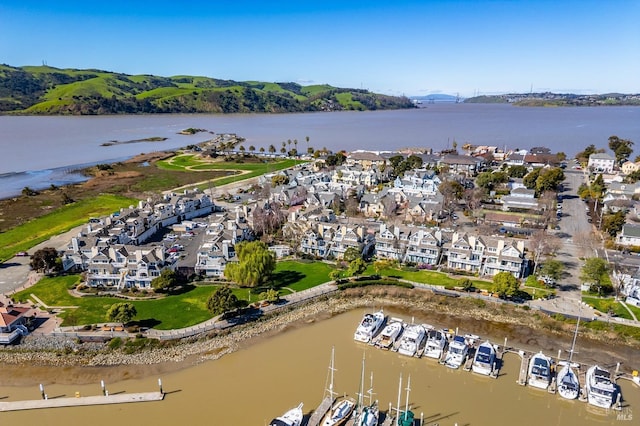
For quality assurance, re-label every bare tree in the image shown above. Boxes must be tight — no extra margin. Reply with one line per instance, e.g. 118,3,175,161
528,230,560,275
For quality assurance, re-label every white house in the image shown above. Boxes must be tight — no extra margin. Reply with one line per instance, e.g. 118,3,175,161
588,153,615,173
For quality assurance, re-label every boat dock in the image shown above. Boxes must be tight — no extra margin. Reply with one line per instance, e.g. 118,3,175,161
516,351,530,385
0,391,164,412
305,396,334,426
490,346,504,378
380,414,395,426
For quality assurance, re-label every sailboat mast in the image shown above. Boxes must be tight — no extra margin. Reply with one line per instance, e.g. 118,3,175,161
568,316,580,362
403,375,412,420
396,373,403,419
368,371,374,406
326,346,337,400
358,353,365,410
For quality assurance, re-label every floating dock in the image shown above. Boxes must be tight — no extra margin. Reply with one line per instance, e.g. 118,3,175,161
0,391,164,412
306,396,334,426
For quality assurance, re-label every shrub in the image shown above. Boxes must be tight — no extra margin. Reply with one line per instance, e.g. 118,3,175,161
108,337,123,350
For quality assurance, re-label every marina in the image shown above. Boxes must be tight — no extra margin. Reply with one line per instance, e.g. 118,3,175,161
0,308,637,425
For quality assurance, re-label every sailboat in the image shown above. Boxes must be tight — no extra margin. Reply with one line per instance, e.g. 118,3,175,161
392,374,414,426
354,356,379,426
557,317,581,400
321,347,356,426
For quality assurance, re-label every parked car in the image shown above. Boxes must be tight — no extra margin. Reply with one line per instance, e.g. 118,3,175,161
16,251,29,257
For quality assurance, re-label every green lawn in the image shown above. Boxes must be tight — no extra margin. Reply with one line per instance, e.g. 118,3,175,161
12,275,217,330
13,261,333,329
365,265,492,289
272,260,334,291
582,296,634,320
0,194,138,262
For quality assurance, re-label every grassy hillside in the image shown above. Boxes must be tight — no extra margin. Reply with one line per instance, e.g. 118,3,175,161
0,64,415,114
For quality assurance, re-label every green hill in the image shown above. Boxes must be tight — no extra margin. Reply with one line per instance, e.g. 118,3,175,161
0,64,415,114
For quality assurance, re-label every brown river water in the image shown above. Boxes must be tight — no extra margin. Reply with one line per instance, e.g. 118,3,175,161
0,307,638,425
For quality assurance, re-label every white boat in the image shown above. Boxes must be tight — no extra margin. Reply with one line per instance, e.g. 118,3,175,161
585,365,617,409
321,347,356,426
443,335,468,369
557,362,580,400
527,351,553,390
397,324,426,357
354,361,378,426
423,328,447,359
471,340,496,376
269,403,304,426
374,318,403,349
354,310,386,343
321,399,356,426
557,317,581,400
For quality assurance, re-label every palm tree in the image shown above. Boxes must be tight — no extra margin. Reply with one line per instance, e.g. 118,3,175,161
269,144,276,155
259,147,265,154
249,145,255,154
239,145,246,155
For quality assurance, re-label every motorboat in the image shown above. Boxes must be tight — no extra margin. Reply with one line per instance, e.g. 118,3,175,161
443,335,468,369
527,351,553,390
471,340,496,376
269,403,304,426
397,324,426,357
374,318,403,349
585,365,617,409
557,316,581,400
354,310,386,343
423,328,447,359
557,362,580,400
321,347,356,426
321,398,356,426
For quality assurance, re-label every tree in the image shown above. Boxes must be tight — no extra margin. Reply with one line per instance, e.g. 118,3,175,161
580,257,609,293
576,144,604,163
268,144,276,155
106,303,137,325
224,241,276,288
439,180,464,214
259,146,265,154
523,168,541,189
491,272,519,298
535,168,565,194
271,174,289,187
329,270,342,281
556,152,567,162
249,145,255,153
608,135,634,165
459,278,474,292
206,285,239,316
476,171,508,190
602,211,626,237
347,258,367,277
151,268,181,292
343,246,362,262
373,259,397,274
539,259,564,282
30,247,62,274
259,288,279,302
508,165,529,178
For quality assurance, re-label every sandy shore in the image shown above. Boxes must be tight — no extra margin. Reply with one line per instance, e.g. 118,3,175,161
1,287,638,387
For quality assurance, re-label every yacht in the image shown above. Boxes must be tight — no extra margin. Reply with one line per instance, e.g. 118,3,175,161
527,351,553,390
423,328,447,359
557,317,581,400
269,403,304,426
443,335,469,369
585,365,617,409
354,403,379,426
374,318,403,349
471,340,496,376
354,310,386,343
397,324,426,357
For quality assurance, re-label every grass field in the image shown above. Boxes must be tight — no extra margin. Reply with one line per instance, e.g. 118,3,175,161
12,260,334,329
582,296,637,320
365,265,493,289
12,275,217,330
0,194,138,262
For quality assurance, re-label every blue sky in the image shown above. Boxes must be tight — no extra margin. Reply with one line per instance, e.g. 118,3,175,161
1,0,638,97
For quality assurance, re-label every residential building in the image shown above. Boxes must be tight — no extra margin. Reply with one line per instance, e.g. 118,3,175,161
588,153,615,173
403,229,442,265
616,224,640,247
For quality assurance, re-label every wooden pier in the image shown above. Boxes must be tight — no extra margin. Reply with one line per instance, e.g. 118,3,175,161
517,351,531,386
380,414,395,426
490,346,504,378
305,396,334,426
0,391,164,412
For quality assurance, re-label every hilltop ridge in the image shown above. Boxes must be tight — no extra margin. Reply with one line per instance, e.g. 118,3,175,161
0,64,415,115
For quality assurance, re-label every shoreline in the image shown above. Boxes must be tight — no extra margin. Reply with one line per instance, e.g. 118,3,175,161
1,287,638,387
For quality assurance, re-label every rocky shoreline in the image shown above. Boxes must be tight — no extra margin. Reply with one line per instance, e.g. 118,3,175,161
1,288,638,385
